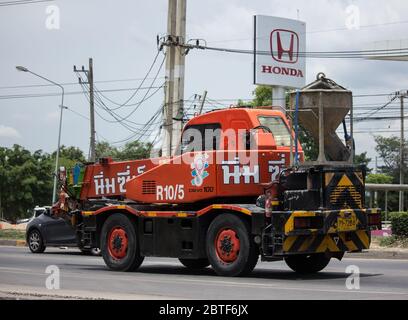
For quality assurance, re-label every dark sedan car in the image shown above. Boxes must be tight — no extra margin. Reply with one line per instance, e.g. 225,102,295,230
26,206,100,255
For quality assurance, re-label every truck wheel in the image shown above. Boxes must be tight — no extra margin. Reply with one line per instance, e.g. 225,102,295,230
101,213,144,272
80,247,101,256
27,229,46,253
206,214,258,277
284,253,331,274
179,258,210,269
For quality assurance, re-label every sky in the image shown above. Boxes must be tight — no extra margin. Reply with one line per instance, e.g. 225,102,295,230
0,0,407,168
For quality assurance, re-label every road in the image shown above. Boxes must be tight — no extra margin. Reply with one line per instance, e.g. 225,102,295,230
0,246,407,300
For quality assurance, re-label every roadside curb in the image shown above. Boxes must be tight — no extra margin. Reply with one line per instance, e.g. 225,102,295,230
0,240,26,247
346,249,408,260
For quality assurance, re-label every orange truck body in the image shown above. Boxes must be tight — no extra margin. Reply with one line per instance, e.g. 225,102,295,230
79,108,303,203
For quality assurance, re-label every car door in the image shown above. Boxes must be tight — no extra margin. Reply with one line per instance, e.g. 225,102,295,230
42,212,77,245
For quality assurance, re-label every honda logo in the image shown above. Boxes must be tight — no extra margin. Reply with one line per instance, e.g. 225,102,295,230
270,29,299,64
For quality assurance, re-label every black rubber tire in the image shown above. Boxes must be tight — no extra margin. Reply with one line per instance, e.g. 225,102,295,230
80,247,101,256
101,213,144,272
179,258,210,269
284,253,331,274
27,229,46,253
206,214,259,277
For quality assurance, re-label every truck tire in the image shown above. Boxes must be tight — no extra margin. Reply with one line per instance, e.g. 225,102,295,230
80,247,101,256
284,253,331,274
101,213,144,272
179,258,210,269
206,213,258,277
27,229,46,253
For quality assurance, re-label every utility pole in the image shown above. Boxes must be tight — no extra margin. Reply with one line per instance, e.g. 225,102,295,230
172,0,186,156
400,93,405,211
375,156,378,207
198,90,207,115
163,0,177,157
74,58,96,162
89,58,96,162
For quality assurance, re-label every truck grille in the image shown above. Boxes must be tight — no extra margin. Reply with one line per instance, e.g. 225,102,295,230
328,185,363,209
142,180,156,195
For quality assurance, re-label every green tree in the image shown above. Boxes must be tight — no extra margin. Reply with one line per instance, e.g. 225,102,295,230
354,152,372,171
57,145,85,162
297,128,318,161
252,86,272,106
95,141,118,159
373,135,408,212
116,141,152,161
95,141,152,161
375,135,407,179
0,145,53,222
52,145,86,168
366,173,393,184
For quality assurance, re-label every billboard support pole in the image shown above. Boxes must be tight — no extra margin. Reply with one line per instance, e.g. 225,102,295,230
272,86,286,112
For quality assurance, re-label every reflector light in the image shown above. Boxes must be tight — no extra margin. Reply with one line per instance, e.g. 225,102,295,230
294,217,311,229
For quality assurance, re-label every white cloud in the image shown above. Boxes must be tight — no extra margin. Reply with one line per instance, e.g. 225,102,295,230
45,111,59,122
0,125,21,139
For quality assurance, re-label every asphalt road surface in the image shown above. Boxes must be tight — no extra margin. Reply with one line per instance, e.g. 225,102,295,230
0,246,407,300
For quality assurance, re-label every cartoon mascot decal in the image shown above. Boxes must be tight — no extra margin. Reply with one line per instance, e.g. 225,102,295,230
191,153,209,187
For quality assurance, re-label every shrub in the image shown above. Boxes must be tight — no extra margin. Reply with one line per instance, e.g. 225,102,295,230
379,235,397,247
389,212,408,237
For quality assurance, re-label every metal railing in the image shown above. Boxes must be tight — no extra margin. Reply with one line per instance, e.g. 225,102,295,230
365,183,408,220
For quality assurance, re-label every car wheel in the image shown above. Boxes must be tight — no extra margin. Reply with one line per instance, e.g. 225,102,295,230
28,229,46,253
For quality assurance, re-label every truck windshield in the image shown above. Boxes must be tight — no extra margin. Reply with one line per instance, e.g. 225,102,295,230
257,116,291,147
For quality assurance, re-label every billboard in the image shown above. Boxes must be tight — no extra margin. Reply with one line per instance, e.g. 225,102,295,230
254,15,306,88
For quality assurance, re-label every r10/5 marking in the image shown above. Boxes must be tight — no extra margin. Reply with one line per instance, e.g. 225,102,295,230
156,184,185,201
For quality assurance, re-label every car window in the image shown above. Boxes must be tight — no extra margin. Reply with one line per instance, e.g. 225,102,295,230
181,123,221,153
258,116,291,147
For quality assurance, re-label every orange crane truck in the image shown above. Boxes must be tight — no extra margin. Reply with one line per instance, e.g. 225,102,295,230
53,75,381,276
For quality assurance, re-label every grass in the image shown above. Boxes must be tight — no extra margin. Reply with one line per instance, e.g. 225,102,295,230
379,235,408,248
0,229,26,240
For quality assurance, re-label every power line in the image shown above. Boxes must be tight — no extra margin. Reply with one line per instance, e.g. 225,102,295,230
63,106,111,143
94,52,166,111
77,75,164,138
77,51,166,137
108,104,164,145
166,38,408,60
355,95,398,121
89,53,165,123
65,107,89,120
0,85,163,100
101,50,162,109
0,76,165,90
206,19,408,44
78,80,156,133
94,83,163,110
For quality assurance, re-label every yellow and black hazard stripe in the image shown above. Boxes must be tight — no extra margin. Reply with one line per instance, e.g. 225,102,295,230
324,209,367,234
282,230,370,254
284,209,368,234
325,171,364,209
